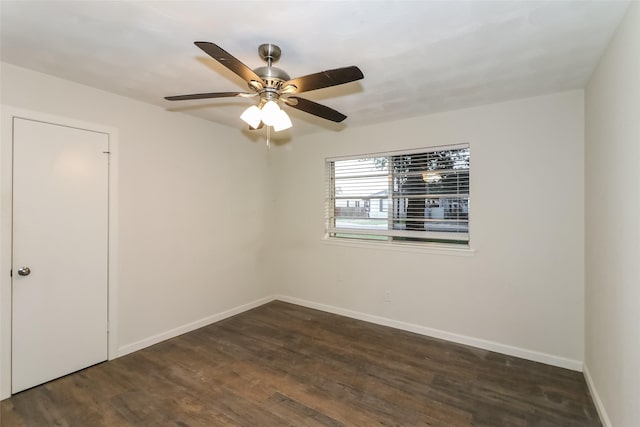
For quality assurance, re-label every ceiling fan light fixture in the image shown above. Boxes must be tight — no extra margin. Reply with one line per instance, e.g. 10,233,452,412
240,105,262,129
273,109,292,132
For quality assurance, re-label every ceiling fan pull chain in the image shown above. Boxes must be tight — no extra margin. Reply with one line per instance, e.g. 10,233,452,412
266,125,271,150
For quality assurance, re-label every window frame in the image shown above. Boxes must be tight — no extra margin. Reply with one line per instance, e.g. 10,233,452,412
325,143,470,247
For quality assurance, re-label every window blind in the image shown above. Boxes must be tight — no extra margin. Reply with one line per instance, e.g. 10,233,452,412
326,144,470,244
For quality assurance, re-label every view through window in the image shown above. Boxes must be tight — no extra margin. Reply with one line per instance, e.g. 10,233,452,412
326,144,470,244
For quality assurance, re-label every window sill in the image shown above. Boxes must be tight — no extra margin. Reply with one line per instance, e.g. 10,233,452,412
321,237,475,257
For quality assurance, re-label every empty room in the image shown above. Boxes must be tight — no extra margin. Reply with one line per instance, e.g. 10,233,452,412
0,1,638,426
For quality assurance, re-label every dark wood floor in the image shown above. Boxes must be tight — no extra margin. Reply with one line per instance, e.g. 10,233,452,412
2,301,600,426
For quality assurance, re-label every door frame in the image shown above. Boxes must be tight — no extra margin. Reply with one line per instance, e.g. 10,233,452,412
0,107,119,400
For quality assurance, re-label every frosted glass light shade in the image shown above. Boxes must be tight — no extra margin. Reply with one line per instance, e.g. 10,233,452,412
273,109,292,132
240,105,262,129
261,101,280,126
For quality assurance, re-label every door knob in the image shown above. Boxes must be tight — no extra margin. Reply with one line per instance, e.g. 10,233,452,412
17,267,31,276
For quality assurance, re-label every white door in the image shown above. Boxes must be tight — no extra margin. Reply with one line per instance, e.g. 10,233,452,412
12,117,109,393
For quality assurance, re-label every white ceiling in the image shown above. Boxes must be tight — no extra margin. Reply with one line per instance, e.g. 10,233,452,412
0,1,630,139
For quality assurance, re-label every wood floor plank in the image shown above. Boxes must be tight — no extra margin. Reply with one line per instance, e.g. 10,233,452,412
1,301,601,426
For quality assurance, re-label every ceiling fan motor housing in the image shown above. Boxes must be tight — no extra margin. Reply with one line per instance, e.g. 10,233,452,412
252,65,291,87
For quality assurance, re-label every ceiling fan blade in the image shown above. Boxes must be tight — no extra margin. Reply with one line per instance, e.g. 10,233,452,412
284,96,347,122
284,66,363,94
165,92,246,101
195,42,263,84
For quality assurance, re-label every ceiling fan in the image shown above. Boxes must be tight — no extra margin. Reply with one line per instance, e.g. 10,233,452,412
165,42,364,132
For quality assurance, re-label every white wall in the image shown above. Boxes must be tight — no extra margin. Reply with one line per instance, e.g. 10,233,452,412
0,63,271,398
268,91,585,368
0,55,600,405
585,2,640,426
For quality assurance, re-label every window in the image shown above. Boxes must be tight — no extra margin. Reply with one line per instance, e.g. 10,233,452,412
326,144,470,245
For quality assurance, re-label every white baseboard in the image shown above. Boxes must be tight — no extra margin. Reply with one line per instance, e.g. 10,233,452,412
116,296,275,357
275,295,584,372
583,363,611,427
116,294,583,372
